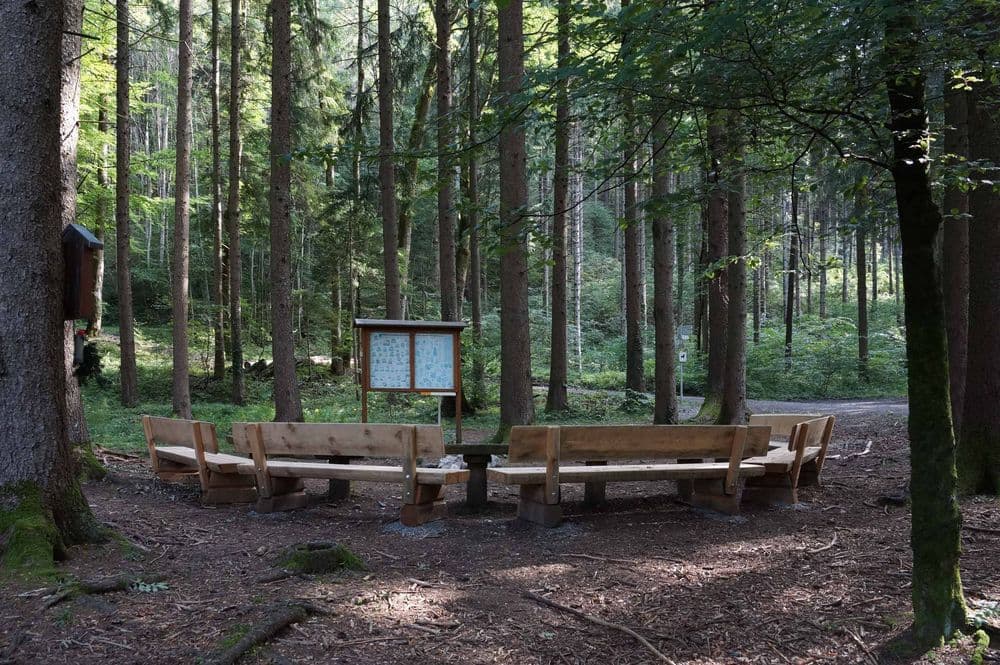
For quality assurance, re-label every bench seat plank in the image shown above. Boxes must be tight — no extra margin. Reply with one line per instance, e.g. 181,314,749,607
261,460,469,485
156,446,254,474
745,447,821,473
489,462,765,485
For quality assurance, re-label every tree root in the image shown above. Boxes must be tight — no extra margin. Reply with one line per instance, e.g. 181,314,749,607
524,591,676,664
209,601,325,665
42,573,167,609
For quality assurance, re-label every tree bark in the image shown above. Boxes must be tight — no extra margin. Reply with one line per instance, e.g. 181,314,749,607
227,0,245,403
942,86,969,437
957,76,1000,495
719,121,747,425
784,172,797,370
211,0,226,380
87,102,110,338
1,0,100,572
60,0,91,445
546,0,570,413
270,0,304,422
116,0,139,407
855,197,869,380
378,0,401,319
436,0,457,322
652,119,677,424
885,2,967,643
467,0,484,400
698,111,727,419
497,0,534,433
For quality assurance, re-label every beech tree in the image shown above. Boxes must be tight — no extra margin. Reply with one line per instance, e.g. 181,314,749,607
270,0,304,422
885,0,966,643
957,72,1000,495
0,0,100,574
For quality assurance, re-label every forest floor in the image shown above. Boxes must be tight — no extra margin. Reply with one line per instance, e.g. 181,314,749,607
2,401,998,665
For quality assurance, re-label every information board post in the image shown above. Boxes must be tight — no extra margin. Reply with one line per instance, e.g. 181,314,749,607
354,319,467,443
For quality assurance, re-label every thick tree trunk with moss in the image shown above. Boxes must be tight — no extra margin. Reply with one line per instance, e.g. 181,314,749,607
885,1,967,644
1,0,101,576
957,77,1000,495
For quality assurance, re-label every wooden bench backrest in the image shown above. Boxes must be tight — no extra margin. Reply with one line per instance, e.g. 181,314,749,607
792,415,835,451
231,422,445,459
508,425,771,463
748,414,822,440
142,416,218,453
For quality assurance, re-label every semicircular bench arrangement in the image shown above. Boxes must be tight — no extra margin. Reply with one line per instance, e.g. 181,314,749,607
744,414,836,504
231,422,469,526
487,424,772,527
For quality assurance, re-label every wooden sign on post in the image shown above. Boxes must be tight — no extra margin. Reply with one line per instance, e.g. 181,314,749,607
354,319,467,443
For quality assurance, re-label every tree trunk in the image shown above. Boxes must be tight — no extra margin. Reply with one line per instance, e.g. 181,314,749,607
270,0,304,422
436,0,457,322
957,76,1000,495
211,0,226,380
885,2,967,643
1,0,100,574
870,227,878,311
652,120,677,424
942,86,969,437
698,112,727,419
116,0,139,408
398,53,436,317
87,103,110,338
571,121,584,374
497,0,534,433
378,0,401,319
227,0,245,403
784,175,797,369
819,190,828,319
545,0,570,413
719,122,747,425
60,0,92,446
856,209,869,380
172,0,194,419
467,0,484,401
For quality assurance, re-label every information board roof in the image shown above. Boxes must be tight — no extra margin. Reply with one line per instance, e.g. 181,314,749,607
353,319,467,331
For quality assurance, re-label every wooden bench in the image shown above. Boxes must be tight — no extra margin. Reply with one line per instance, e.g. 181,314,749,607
487,425,771,527
142,415,257,504
231,422,470,526
744,414,836,503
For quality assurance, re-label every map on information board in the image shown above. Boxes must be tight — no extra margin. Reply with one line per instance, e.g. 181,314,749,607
369,332,410,388
414,333,455,390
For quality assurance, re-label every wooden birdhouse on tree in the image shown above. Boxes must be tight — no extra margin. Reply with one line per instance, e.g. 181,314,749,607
62,223,103,321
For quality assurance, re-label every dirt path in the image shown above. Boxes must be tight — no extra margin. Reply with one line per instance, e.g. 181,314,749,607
2,408,995,665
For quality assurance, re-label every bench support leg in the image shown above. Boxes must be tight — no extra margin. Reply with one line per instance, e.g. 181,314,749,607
583,461,607,508
325,456,352,501
464,454,490,510
255,478,307,513
400,484,447,527
201,471,257,505
689,478,745,515
797,460,821,487
745,474,798,504
154,459,201,485
517,485,563,527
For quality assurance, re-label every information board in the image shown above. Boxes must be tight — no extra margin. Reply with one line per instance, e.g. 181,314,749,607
368,332,411,389
414,333,455,390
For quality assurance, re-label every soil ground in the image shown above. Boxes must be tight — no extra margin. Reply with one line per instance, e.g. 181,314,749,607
1,401,997,664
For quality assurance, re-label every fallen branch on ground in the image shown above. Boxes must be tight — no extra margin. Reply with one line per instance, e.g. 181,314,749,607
43,573,168,609
806,532,839,555
524,591,676,664
964,524,1000,535
209,601,325,665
